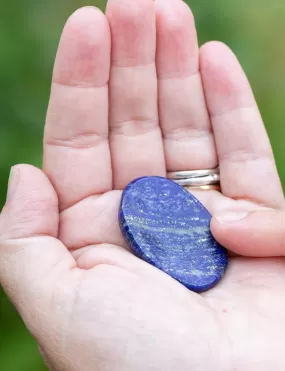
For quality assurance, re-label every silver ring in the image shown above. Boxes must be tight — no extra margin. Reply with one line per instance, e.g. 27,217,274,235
167,168,219,180
167,168,220,189
173,173,220,186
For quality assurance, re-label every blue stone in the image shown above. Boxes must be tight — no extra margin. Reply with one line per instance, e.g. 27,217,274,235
119,176,228,292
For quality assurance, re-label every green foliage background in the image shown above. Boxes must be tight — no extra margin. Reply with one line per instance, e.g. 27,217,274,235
1,0,285,369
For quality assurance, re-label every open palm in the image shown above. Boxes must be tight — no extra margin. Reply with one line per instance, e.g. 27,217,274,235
1,1,285,370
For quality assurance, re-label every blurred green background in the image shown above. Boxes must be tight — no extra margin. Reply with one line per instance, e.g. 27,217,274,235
1,0,285,369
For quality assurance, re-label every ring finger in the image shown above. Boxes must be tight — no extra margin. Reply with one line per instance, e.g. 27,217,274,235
155,0,217,172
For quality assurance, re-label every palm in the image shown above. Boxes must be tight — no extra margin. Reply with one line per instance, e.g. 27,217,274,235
42,189,285,370
55,182,285,370
3,0,285,370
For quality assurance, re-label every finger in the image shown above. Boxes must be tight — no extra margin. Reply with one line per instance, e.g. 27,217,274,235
211,209,285,257
0,165,59,240
44,7,112,211
200,42,284,208
107,0,165,189
155,0,217,171
0,165,74,330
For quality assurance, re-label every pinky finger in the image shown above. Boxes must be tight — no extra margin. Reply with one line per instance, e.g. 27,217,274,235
200,41,284,208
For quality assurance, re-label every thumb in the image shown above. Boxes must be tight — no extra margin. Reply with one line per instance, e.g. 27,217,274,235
0,165,74,330
211,209,285,257
1,164,59,240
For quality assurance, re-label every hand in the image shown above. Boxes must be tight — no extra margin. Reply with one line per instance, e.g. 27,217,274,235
1,1,285,370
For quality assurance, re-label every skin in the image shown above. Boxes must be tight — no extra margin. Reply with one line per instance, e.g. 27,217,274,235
1,0,285,369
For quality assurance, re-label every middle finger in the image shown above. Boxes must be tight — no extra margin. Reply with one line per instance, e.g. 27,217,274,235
107,0,165,190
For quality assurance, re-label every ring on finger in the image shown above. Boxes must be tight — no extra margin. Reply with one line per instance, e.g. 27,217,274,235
166,167,220,191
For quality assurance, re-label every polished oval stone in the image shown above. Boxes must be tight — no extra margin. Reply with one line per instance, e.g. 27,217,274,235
119,176,228,292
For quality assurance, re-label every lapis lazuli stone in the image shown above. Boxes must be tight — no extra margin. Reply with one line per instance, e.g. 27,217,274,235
119,176,228,292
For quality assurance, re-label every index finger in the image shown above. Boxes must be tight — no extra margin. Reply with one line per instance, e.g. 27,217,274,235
43,7,112,211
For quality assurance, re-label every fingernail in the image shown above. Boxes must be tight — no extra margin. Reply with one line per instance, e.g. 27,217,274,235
215,211,249,224
6,167,20,202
